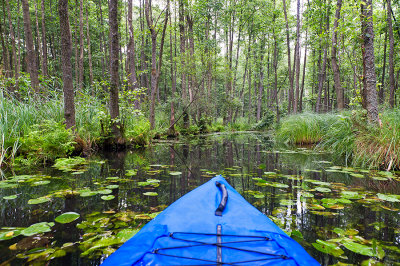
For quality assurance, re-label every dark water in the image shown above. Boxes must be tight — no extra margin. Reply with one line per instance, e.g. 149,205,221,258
0,132,399,265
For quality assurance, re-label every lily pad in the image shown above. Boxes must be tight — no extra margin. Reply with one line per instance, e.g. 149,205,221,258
33,180,51,186
126,170,137,176
106,185,119,189
342,240,385,259
312,239,345,257
280,199,294,206
315,187,331,193
28,197,51,205
3,195,18,200
143,192,158,196
97,189,113,195
169,171,182,176
80,191,98,197
55,212,80,224
101,195,115,201
21,222,54,236
376,193,400,202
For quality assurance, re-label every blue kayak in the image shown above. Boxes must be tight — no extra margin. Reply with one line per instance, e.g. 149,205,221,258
102,175,319,265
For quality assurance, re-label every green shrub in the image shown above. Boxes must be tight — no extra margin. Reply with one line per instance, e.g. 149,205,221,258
17,120,75,165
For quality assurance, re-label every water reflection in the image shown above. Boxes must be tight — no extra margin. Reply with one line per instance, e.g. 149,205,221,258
0,132,399,265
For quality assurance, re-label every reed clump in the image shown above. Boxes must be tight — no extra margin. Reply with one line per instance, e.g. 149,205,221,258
276,110,400,170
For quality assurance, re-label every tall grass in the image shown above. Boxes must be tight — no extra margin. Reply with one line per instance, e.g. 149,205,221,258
276,112,340,144
276,110,400,170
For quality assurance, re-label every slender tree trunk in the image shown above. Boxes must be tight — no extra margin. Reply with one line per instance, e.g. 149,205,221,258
168,6,176,135
40,0,48,76
332,0,344,110
109,0,123,141
33,0,43,74
5,0,16,82
282,0,294,113
300,27,308,112
257,40,265,121
361,0,379,123
0,14,10,78
15,0,22,87
59,0,76,129
387,0,395,107
179,0,188,129
96,0,106,76
294,0,301,113
316,1,330,113
127,0,138,108
22,0,40,92
85,2,93,85
380,30,387,105
78,0,84,89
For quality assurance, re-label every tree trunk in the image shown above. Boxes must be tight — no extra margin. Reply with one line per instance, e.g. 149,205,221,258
0,13,10,79
282,0,294,113
168,5,176,136
33,0,43,74
59,0,76,129
361,0,379,123
85,2,93,85
96,0,106,76
387,0,395,108
300,26,308,112
5,0,17,82
78,0,84,89
179,0,188,129
316,1,330,113
380,30,387,105
22,0,40,93
40,0,48,76
109,0,123,141
294,0,301,113
331,0,344,110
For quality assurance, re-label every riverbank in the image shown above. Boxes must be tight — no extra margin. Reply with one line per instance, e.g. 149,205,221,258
275,110,400,170
0,90,255,169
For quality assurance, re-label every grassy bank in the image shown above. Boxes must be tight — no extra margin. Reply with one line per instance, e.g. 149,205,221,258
0,88,255,169
276,110,400,170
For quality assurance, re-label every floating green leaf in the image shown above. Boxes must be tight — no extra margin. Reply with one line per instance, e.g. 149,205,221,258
80,191,98,197
33,180,51,186
315,187,331,193
342,240,385,259
169,171,182,176
101,195,115,200
28,197,51,205
126,170,137,176
312,239,345,257
55,212,80,224
0,230,21,241
97,189,113,195
280,199,294,206
116,229,139,241
21,222,54,236
143,192,158,196
376,193,400,202
3,195,18,200
106,185,119,189
350,173,365,178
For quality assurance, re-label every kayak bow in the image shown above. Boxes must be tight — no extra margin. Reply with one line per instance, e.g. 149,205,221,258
102,175,319,265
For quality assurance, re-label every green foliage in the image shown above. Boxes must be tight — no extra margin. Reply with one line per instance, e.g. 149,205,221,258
17,120,75,165
252,110,275,130
276,113,339,144
277,110,400,169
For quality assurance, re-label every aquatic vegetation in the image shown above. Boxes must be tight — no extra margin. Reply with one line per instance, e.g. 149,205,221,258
55,212,80,224
53,157,87,172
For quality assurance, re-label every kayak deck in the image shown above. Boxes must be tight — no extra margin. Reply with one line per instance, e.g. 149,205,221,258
102,175,319,265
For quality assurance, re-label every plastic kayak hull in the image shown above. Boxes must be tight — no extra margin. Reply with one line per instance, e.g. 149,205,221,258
102,175,320,265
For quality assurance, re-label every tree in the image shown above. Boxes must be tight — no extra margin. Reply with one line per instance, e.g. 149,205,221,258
145,0,169,130
127,0,138,99
387,0,395,107
331,0,344,110
361,0,379,123
22,0,40,93
282,0,294,113
58,0,76,129
109,0,124,143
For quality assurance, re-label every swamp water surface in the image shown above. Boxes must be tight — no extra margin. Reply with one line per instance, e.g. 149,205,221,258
0,132,400,265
